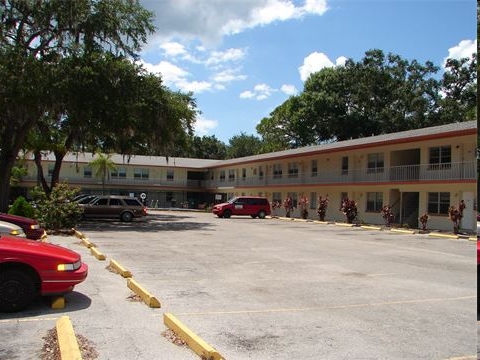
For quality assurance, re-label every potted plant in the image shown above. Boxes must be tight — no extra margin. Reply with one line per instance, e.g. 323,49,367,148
271,200,281,217
298,196,309,219
419,212,429,231
283,196,293,218
317,196,329,221
340,198,357,224
381,205,395,227
448,200,466,234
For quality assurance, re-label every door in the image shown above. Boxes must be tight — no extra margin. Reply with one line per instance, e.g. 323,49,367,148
401,192,419,228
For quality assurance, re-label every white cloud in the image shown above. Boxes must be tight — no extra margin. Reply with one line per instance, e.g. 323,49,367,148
240,90,255,99
141,0,328,46
299,52,346,81
212,68,247,83
177,80,213,93
222,0,328,36
159,41,187,57
206,48,247,66
194,116,218,136
280,84,298,95
443,39,477,67
240,83,276,100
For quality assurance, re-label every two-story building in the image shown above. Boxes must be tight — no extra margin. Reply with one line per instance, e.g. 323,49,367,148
15,121,477,232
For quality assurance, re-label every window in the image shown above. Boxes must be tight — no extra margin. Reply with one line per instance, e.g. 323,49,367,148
429,146,451,169
288,192,298,208
242,168,246,180
311,160,318,177
366,192,383,212
109,198,122,206
47,165,54,177
259,166,264,179
111,167,126,179
219,170,226,181
166,192,173,202
272,192,282,204
310,192,317,210
341,156,348,175
428,192,450,214
166,169,174,181
273,164,282,178
84,166,92,178
134,168,149,180
288,162,299,177
340,192,348,206
228,169,235,181
367,153,384,173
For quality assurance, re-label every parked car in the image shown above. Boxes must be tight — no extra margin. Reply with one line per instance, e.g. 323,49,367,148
80,195,147,222
72,194,98,204
0,213,45,240
0,220,26,237
212,196,271,219
0,235,88,312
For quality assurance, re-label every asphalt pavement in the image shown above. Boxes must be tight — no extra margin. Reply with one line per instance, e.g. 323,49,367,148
0,210,477,360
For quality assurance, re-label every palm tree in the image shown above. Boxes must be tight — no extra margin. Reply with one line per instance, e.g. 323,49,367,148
89,153,117,194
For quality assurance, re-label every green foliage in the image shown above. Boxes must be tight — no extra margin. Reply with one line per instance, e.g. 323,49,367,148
227,132,263,159
32,183,83,231
257,49,476,148
8,196,36,219
10,166,28,186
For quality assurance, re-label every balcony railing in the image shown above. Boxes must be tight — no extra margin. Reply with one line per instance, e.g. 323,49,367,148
21,161,476,189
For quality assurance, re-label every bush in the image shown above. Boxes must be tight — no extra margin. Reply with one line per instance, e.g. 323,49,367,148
32,183,83,231
8,196,36,218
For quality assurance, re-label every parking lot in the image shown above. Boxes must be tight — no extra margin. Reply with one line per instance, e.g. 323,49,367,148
0,210,477,360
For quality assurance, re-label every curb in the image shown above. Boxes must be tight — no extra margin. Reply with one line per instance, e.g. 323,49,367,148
109,259,132,278
163,313,224,360
390,228,416,235
360,225,382,230
90,247,106,260
428,232,459,239
127,278,161,308
335,222,356,227
56,316,81,360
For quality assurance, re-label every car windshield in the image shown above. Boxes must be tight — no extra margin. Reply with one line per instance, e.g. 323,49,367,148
227,197,238,204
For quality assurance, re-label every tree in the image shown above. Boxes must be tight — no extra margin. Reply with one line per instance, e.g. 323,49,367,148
189,135,227,159
227,132,263,159
89,153,117,194
0,0,154,212
256,49,476,148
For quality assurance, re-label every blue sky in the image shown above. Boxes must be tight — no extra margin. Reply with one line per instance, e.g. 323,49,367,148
138,0,476,144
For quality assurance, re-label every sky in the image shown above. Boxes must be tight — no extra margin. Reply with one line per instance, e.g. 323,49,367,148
137,0,476,144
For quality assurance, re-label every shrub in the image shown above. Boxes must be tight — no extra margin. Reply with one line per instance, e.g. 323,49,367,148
8,196,36,218
317,196,329,221
340,198,358,223
32,183,83,231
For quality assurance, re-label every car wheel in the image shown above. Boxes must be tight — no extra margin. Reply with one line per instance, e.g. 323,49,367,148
121,212,134,222
223,209,231,218
0,270,36,312
258,210,266,219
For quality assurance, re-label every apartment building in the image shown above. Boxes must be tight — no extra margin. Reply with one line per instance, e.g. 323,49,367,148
16,121,477,232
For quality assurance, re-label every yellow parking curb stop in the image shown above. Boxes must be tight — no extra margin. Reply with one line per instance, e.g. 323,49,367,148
56,316,82,360
164,313,224,360
110,259,132,278
127,278,161,308
51,296,65,309
90,247,106,260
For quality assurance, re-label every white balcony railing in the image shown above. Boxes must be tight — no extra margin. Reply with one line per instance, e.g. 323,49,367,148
21,161,476,189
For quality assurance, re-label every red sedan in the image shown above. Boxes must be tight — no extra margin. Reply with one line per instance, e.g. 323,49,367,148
0,235,88,312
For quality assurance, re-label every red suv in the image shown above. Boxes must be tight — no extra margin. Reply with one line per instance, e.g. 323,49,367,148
213,196,271,219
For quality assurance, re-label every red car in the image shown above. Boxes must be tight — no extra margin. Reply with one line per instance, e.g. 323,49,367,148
0,213,46,240
0,235,88,312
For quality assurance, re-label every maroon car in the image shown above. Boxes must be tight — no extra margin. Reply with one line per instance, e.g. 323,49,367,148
0,213,46,240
